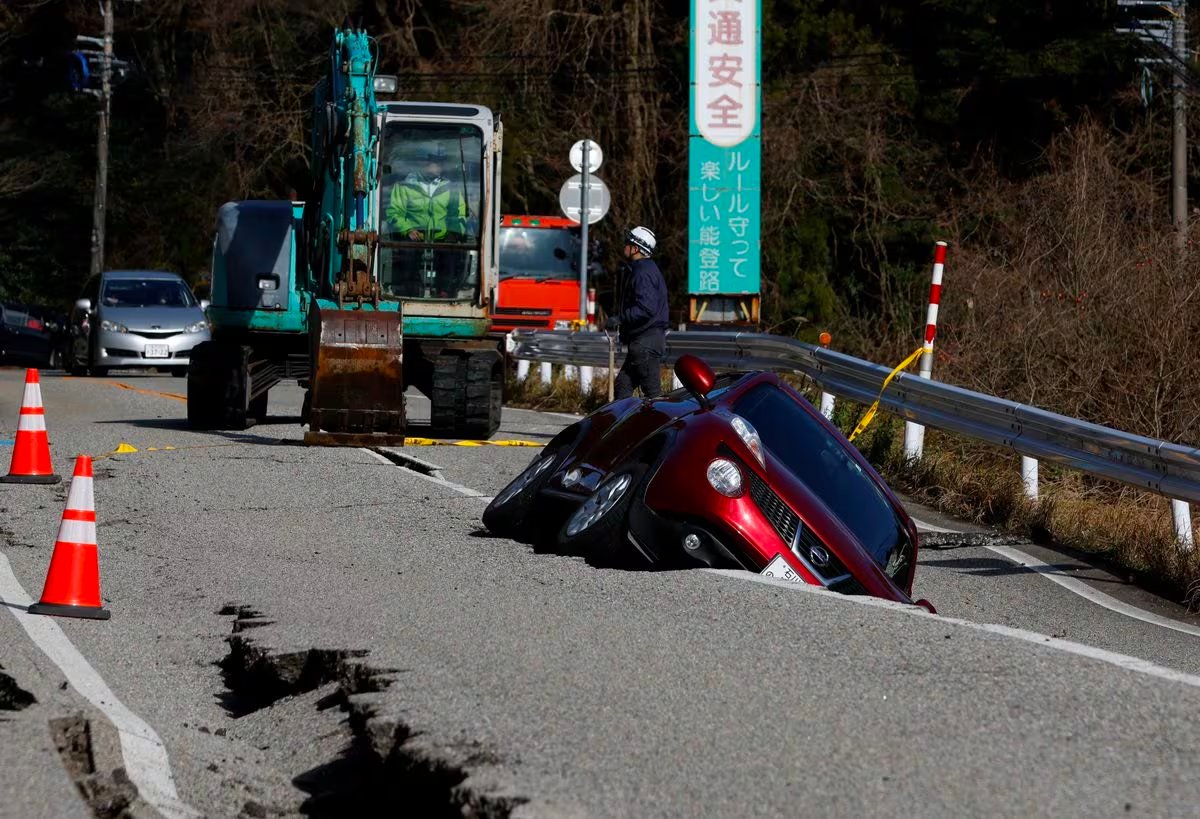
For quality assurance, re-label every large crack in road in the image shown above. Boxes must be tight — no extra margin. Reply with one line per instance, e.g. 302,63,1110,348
217,604,527,817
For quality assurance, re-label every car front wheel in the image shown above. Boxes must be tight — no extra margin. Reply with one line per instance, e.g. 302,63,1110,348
482,450,563,542
556,463,650,567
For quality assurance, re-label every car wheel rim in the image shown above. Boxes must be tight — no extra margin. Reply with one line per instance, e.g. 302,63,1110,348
566,472,633,538
494,455,555,506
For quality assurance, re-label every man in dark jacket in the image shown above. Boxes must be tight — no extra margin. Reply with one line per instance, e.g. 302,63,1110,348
604,225,669,399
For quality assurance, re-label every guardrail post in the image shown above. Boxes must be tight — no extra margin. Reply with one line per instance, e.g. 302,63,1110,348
539,362,552,383
818,332,835,419
1172,499,1194,550
903,241,948,461
516,359,530,382
580,365,594,394
1021,456,1039,502
564,365,578,382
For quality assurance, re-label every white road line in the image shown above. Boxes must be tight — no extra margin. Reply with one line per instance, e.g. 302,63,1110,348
705,568,1200,689
363,448,493,501
0,553,199,819
503,405,582,422
912,516,1200,639
911,517,958,533
985,542,1200,639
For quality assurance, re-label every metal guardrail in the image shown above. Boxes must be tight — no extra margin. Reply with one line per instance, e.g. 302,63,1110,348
512,329,1200,505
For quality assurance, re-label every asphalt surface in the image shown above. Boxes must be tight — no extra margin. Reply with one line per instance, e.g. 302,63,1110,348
2,368,1200,817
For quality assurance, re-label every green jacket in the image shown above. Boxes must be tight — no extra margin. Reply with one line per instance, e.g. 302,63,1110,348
386,174,467,240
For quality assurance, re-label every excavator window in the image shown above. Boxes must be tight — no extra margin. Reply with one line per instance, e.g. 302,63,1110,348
378,121,484,301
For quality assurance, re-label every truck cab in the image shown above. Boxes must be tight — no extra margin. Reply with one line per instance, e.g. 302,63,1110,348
491,215,585,333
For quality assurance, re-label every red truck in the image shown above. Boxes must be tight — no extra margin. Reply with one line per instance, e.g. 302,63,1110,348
491,215,585,333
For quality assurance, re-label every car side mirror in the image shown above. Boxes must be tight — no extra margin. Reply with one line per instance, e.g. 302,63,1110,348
75,298,92,313
674,354,716,407
199,299,211,311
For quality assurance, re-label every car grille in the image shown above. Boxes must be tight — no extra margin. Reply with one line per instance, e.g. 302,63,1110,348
795,525,852,584
748,470,799,545
105,347,140,358
493,307,553,316
129,330,179,339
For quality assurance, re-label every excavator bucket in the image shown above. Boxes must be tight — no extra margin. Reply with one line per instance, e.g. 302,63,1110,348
304,306,406,446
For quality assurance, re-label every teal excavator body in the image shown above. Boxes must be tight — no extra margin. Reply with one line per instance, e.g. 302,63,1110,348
188,28,505,443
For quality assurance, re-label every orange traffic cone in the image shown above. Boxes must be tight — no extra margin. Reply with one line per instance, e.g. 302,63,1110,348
27,455,110,620
2,369,61,484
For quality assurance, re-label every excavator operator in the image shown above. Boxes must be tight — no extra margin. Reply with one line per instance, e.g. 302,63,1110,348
385,144,471,298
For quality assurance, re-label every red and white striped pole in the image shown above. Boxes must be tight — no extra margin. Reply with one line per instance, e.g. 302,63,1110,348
903,242,947,461
586,288,597,330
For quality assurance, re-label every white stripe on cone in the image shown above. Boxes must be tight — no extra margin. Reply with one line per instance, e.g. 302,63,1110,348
22,381,44,410
16,413,47,432
56,519,97,546
65,476,94,514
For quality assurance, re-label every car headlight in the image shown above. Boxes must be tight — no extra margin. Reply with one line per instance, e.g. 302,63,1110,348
100,319,128,333
185,321,208,334
706,458,743,497
730,414,765,466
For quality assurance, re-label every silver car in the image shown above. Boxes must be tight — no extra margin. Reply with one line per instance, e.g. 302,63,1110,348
68,270,211,377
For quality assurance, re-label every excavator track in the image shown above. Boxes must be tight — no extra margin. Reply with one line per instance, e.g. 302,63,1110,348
429,349,501,439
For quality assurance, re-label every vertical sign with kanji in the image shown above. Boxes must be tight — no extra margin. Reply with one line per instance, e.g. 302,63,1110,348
688,0,761,303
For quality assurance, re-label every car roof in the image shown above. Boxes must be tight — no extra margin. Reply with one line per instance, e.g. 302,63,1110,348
101,270,184,281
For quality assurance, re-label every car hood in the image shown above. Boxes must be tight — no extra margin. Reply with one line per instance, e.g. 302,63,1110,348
99,305,203,331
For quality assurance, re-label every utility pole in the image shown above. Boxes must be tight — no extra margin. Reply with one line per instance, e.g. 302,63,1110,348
1173,0,1188,248
88,0,114,278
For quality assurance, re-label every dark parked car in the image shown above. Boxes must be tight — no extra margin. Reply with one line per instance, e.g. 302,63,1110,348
483,355,933,608
0,302,53,367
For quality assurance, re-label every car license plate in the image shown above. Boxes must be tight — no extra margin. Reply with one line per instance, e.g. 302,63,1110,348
144,344,169,359
760,554,804,584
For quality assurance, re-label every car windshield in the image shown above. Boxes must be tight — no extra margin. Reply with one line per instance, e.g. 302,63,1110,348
101,279,196,308
499,226,580,280
731,383,902,565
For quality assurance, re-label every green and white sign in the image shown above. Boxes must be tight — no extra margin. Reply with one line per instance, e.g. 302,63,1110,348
688,0,762,296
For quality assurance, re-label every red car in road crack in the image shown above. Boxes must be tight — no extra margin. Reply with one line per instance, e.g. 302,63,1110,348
484,355,933,609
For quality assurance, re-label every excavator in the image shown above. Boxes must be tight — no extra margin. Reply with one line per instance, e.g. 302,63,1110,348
186,28,504,444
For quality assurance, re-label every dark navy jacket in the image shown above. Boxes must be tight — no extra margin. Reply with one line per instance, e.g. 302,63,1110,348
617,258,669,345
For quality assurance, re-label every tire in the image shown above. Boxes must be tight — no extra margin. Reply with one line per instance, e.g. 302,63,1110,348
249,391,268,422
187,342,250,430
482,449,564,542
89,366,109,377
556,463,651,567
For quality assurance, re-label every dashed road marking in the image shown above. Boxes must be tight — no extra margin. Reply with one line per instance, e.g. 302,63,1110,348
0,553,199,818
65,378,186,403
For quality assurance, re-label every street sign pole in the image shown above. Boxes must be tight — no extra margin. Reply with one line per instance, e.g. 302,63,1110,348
580,141,590,322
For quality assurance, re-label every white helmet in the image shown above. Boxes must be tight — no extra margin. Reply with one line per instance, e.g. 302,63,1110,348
626,225,657,257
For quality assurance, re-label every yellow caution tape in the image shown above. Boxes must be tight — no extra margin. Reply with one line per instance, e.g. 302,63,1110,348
403,437,544,447
847,346,926,442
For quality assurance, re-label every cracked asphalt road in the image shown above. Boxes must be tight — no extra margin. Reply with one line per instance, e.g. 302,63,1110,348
3,368,1200,817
